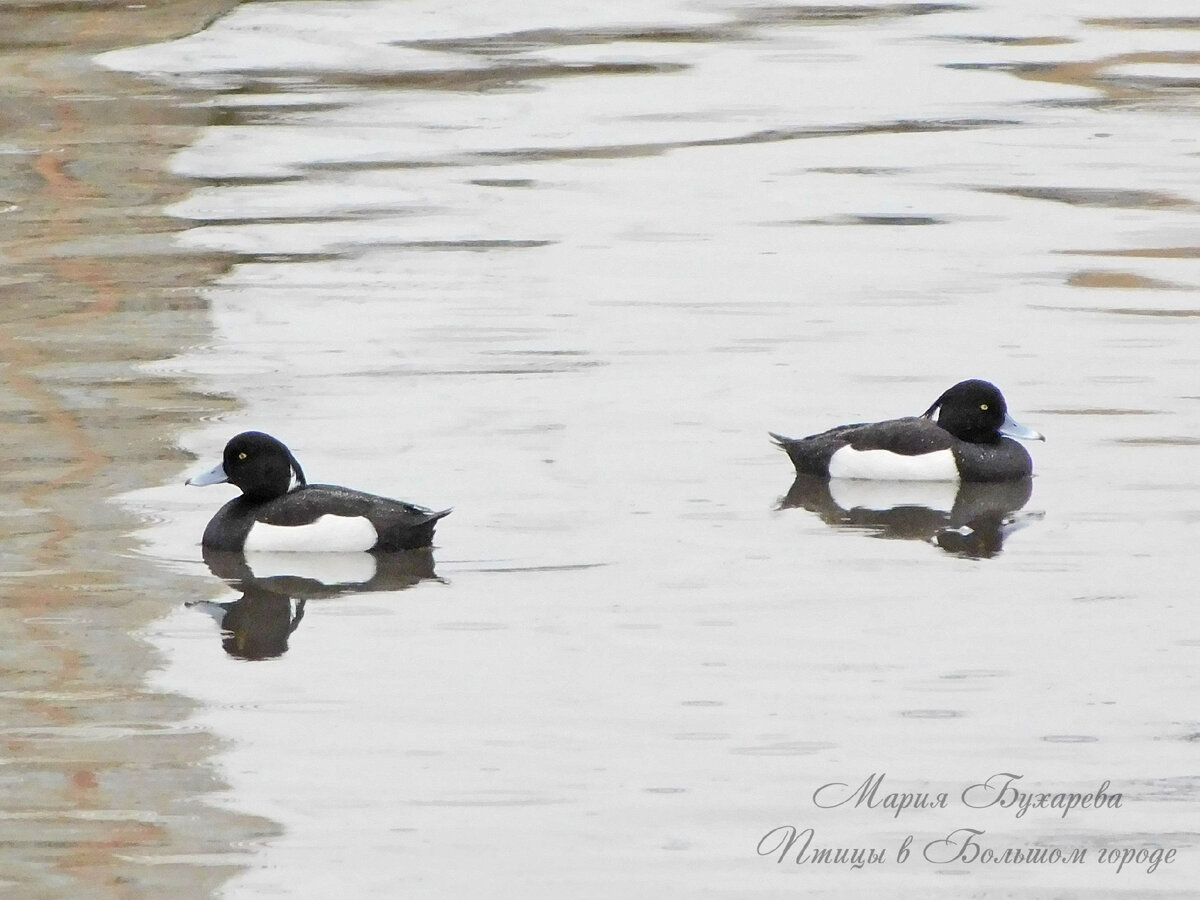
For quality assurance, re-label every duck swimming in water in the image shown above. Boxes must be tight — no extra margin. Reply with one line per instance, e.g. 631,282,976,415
187,431,450,551
770,380,1044,482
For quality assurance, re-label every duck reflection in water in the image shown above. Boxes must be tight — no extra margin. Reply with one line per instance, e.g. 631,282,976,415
190,547,438,659
780,475,1041,558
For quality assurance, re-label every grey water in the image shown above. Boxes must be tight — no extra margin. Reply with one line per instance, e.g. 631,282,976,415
2,0,1199,896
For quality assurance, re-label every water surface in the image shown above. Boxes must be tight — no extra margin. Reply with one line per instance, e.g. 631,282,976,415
6,0,1200,896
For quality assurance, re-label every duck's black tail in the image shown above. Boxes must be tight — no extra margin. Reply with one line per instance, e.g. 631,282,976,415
769,431,807,473
769,431,837,478
377,506,452,551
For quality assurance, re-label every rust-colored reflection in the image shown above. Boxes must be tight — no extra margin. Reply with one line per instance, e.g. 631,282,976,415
0,1,275,896
961,21,1200,301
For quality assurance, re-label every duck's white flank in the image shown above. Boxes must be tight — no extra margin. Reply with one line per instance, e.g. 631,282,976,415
827,446,959,482
243,514,378,552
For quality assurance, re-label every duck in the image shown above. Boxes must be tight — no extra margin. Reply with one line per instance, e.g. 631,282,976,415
187,431,450,551
770,379,1044,482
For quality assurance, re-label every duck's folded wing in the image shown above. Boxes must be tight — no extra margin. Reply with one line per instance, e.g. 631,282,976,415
841,417,953,455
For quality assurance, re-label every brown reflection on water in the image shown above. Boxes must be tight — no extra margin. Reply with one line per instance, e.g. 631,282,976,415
462,117,1015,165
0,1,277,896
396,3,972,56
1085,17,1200,32
1064,246,1200,259
1001,50,1200,105
980,186,1199,211
1065,271,1193,291
944,34,1073,47
739,3,971,26
960,17,1200,311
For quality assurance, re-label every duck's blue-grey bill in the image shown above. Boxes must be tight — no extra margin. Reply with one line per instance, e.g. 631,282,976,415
999,413,1045,442
186,463,229,486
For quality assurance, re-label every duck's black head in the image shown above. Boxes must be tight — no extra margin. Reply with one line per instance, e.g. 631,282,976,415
922,379,1044,445
188,431,306,501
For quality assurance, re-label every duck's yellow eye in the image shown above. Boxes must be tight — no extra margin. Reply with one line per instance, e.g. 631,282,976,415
980,403,988,411
238,451,248,460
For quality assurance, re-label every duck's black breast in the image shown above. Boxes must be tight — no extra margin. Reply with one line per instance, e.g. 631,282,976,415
948,437,1033,482
200,484,449,552
202,495,261,551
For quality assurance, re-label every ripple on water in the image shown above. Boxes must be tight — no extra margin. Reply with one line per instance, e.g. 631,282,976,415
900,709,964,719
1041,734,1100,743
938,669,1008,680
731,741,838,756
410,793,568,807
979,185,1199,210
1114,436,1200,446
783,214,948,226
